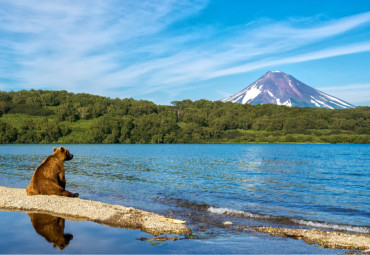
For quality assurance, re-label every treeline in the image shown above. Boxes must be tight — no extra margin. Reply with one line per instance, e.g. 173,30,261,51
0,90,369,144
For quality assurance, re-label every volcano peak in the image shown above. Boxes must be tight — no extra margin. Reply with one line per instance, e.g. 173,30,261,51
222,71,354,109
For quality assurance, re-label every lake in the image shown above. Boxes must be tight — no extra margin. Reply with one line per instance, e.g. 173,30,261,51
0,144,369,253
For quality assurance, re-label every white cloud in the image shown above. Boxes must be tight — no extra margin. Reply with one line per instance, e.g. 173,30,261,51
318,84,370,105
206,41,370,79
96,11,370,96
0,0,208,93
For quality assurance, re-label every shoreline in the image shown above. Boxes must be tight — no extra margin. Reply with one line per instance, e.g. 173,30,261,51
0,186,191,236
1,186,370,251
0,142,367,145
250,226,370,251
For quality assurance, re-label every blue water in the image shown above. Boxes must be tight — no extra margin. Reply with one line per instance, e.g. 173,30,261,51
0,144,369,253
0,211,341,254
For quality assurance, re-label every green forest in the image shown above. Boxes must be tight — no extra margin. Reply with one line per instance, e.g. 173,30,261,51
0,90,369,144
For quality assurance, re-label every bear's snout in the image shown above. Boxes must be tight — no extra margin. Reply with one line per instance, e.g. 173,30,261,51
66,154,73,160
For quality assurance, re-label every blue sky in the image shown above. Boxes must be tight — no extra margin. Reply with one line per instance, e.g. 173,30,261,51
0,0,369,106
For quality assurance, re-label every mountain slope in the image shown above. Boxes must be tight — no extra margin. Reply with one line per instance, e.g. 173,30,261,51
222,71,355,109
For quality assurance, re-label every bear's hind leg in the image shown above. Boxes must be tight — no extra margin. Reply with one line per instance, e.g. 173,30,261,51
61,190,79,198
37,181,78,198
38,182,69,197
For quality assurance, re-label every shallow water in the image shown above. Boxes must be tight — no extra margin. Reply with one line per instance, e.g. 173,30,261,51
0,144,369,253
0,211,342,254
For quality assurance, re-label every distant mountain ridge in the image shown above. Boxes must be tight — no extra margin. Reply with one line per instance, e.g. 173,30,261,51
222,71,355,109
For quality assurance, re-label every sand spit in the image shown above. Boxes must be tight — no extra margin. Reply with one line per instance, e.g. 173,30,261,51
251,226,370,251
0,186,191,236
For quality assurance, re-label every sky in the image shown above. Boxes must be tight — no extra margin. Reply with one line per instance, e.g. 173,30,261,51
0,0,370,106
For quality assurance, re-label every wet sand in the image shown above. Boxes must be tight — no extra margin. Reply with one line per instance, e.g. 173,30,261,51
239,226,370,251
0,186,190,236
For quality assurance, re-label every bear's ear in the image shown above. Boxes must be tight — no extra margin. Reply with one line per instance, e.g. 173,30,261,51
53,147,57,153
60,147,65,152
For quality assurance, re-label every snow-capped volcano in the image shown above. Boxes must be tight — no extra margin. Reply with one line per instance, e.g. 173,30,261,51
222,71,354,109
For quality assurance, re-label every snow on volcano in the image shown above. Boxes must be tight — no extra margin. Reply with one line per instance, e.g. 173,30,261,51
222,71,354,109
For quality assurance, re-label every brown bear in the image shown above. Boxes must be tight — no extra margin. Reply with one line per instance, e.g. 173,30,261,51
28,213,73,250
26,146,79,197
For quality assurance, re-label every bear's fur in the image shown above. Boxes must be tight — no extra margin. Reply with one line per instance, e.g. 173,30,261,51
26,146,79,197
28,213,73,250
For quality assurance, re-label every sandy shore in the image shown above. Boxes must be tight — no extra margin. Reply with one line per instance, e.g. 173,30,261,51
246,226,370,251
0,186,191,236
2,185,369,251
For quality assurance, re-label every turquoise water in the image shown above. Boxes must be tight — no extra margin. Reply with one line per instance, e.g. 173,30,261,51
0,144,369,253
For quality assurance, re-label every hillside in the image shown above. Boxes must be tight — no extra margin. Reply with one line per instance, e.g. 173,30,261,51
0,90,369,144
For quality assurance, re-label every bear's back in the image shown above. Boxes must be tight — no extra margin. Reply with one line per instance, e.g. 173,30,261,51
34,155,62,179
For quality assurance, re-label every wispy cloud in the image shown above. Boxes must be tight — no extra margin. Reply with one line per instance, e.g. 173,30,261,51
105,11,370,96
207,41,370,79
318,84,370,105
0,0,208,93
0,1,369,102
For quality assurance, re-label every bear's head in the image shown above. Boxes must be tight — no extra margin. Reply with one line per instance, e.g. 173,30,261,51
53,147,73,161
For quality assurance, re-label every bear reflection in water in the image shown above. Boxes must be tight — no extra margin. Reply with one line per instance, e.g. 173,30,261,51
28,213,73,250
